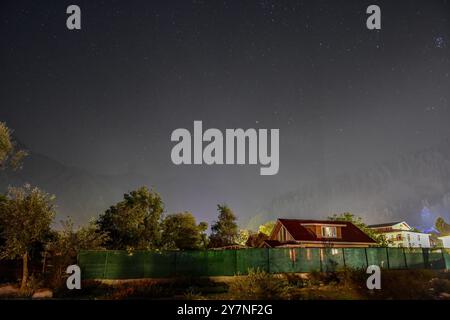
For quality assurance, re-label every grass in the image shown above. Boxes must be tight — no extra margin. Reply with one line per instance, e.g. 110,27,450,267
3,269,450,300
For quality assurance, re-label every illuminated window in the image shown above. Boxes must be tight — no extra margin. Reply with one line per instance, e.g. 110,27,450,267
331,248,340,255
289,249,297,262
322,226,337,238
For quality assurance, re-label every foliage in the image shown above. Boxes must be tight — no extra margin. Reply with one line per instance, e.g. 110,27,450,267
435,217,450,236
208,204,239,248
245,232,269,247
228,268,291,300
258,221,276,236
328,212,391,246
161,212,207,250
235,229,251,246
96,186,164,250
0,122,27,170
45,218,109,288
0,184,55,289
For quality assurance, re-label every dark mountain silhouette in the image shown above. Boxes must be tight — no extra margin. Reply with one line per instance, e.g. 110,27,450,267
0,150,153,225
258,138,450,231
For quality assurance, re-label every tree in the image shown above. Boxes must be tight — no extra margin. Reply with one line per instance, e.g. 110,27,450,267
0,185,55,290
235,229,251,246
161,212,207,250
245,232,269,247
328,212,391,247
0,122,27,170
258,221,276,236
208,204,239,248
435,217,450,236
96,186,164,250
47,218,109,286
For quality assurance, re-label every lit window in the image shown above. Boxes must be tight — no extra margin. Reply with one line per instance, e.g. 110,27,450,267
331,248,340,255
322,226,337,238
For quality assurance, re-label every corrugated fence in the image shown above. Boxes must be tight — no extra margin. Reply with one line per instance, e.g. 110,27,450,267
78,247,450,279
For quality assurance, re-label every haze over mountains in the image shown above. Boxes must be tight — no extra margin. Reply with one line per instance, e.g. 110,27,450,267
254,138,450,231
1,139,450,231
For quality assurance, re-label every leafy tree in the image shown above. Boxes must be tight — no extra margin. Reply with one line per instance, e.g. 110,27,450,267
96,186,164,250
46,218,109,286
245,232,269,247
235,229,251,246
208,204,238,248
161,212,207,250
0,122,27,170
258,221,276,236
435,217,450,236
198,221,209,248
0,185,55,290
328,212,391,247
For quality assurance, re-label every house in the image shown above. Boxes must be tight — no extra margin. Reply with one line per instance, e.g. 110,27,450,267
367,221,431,248
262,219,377,248
437,235,450,248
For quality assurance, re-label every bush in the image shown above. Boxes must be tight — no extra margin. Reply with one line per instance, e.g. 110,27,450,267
228,268,291,300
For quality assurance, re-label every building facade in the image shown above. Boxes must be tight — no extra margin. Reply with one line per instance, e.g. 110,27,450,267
263,219,376,248
368,221,431,248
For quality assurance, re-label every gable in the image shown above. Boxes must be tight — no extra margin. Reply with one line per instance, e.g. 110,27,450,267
271,219,376,244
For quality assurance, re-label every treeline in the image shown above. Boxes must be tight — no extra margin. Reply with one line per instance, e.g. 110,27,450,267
0,122,248,290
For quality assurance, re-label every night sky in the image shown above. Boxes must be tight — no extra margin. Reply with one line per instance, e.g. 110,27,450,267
1,0,450,226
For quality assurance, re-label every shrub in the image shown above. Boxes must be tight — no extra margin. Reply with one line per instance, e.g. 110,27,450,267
228,268,291,300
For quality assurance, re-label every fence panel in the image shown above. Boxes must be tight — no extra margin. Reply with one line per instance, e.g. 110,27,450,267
387,248,407,269
321,248,345,271
205,250,236,276
144,251,176,278
236,248,269,274
343,248,368,269
78,251,109,279
404,248,425,269
78,247,450,279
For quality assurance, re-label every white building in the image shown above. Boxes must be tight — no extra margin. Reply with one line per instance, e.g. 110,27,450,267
438,235,450,248
368,221,431,248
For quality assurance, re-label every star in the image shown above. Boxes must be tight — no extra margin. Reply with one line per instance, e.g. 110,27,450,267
434,36,446,48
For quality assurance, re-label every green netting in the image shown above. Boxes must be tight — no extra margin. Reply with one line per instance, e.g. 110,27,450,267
321,248,345,271
343,248,368,269
366,248,389,269
444,249,450,270
404,249,425,269
204,250,236,276
268,248,295,273
78,247,450,279
236,248,269,274
424,249,446,270
387,248,407,269
78,251,108,279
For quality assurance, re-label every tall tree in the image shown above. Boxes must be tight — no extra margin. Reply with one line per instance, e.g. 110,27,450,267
209,204,239,248
0,122,27,170
0,185,55,290
161,212,207,250
328,212,391,246
435,217,450,236
96,186,164,250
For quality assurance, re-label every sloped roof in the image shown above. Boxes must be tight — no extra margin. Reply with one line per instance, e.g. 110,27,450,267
367,221,403,228
278,219,376,244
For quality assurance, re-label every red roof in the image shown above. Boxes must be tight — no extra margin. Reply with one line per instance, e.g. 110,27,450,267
277,219,376,244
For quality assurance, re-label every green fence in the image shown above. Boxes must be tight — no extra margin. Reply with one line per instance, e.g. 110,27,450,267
78,247,450,280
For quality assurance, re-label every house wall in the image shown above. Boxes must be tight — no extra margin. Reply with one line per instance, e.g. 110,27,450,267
383,231,431,248
439,236,450,248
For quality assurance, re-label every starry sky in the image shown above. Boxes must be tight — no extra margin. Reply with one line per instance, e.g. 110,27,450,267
1,0,449,226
